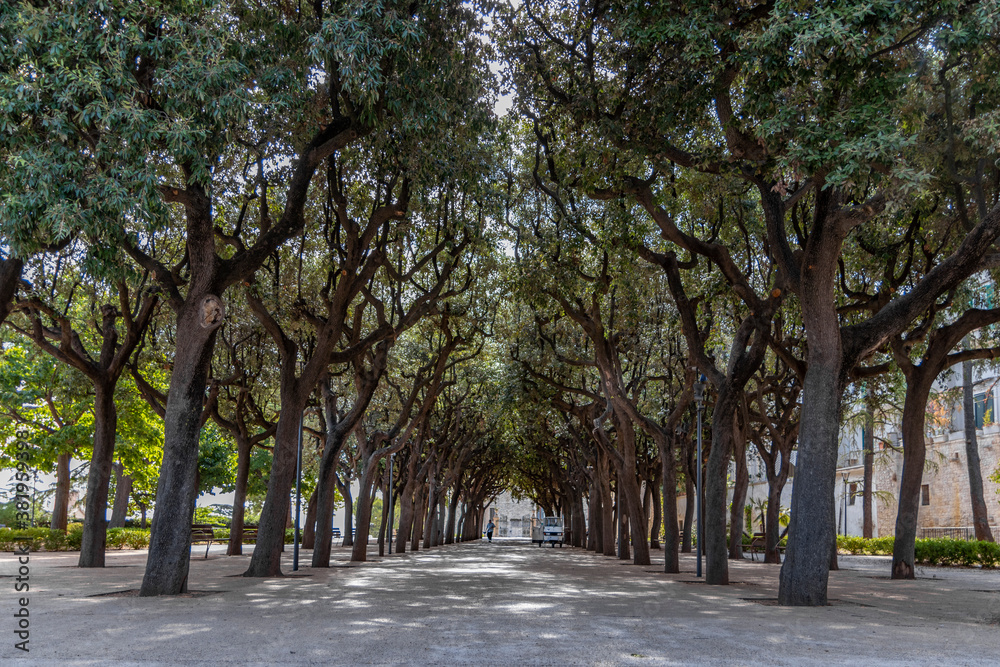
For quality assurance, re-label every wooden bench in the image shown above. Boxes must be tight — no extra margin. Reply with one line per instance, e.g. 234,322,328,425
190,524,219,559
747,532,785,561
191,524,260,558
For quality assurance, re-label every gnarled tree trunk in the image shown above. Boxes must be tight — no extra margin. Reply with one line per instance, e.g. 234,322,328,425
50,452,71,532
79,383,117,568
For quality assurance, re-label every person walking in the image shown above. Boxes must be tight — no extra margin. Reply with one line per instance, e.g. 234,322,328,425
486,519,495,543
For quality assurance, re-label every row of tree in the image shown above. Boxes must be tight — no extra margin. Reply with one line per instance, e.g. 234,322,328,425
2,0,1000,608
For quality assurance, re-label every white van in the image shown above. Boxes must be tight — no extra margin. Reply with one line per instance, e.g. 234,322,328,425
532,516,564,547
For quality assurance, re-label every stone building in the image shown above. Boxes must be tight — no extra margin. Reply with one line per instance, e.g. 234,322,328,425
837,363,1000,538
674,364,1000,541
482,491,541,538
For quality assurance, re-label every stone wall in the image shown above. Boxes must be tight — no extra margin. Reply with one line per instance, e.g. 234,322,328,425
874,430,1000,537
484,492,539,537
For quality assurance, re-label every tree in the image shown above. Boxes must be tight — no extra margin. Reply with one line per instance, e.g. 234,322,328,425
504,0,1000,605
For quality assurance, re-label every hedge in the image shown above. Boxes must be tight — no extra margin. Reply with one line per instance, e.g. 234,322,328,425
1,526,296,551
0,526,149,552
836,535,1000,567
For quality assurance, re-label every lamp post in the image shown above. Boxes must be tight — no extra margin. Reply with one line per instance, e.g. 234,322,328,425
693,375,706,578
841,471,850,538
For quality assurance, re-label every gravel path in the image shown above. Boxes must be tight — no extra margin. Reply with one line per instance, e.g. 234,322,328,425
2,539,999,665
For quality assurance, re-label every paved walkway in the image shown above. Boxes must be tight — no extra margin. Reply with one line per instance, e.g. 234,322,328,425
2,539,999,665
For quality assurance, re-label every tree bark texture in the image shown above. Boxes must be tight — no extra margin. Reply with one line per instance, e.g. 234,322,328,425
243,394,305,577
728,426,749,560
79,383,117,568
863,394,874,539
141,299,220,595
108,461,132,529
778,358,842,604
963,361,995,542
228,437,253,555
50,452,71,531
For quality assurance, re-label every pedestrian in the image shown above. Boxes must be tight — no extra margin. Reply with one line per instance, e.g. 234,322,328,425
486,519,495,543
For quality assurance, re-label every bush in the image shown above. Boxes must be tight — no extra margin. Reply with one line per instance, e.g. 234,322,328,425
836,535,999,567
106,527,127,549
836,535,893,555
66,525,84,550
0,526,149,552
0,527,50,551
124,529,150,550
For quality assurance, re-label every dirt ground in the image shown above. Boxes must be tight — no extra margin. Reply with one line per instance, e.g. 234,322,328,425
2,538,999,665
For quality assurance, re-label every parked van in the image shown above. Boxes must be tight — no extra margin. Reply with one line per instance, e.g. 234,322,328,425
531,516,564,547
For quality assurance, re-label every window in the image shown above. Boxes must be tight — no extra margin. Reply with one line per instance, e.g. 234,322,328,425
974,391,994,428
921,484,930,506
848,483,857,506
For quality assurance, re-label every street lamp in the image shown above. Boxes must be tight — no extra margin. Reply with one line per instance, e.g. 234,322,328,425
693,374,706,579
841,470,850,538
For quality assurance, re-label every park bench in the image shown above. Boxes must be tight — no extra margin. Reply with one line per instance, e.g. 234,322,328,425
747,532,785,561
190,524,219,558
191,524,259,558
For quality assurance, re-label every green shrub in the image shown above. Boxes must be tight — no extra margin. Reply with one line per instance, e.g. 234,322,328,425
66,525,84,550
0,526,149,552
836,535,894,556
129,530,149,550
836,536,999,568
42,529,67,551
106,527,127,549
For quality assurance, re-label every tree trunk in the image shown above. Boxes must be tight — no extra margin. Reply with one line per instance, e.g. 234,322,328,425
764,454,791,564
891,372,935,579
705,386,738,585
648,481,661,550
340,474,355,548
141,303,220,595
422,476,438,549
573,490,586,547
728,429,749,560
597,452,615,556
410,485,427,551
396,482,415,553
617,487,630,560
778,357,843,604
350,461,379,562
963,360,995,542
301,487,319,550
863,393,874,539
50,452,71,531
445,486,461,545
79,382,117,568
587,478,598,551
244,397,305,578
436,494,446,545
377,464,390,556
311,393,349,566
389,488,399,548
662,441,680,573
682,450,694,553
228,437,252,556
108,462,132,529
